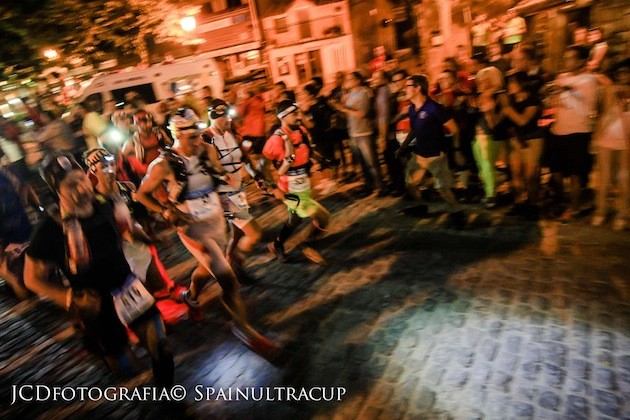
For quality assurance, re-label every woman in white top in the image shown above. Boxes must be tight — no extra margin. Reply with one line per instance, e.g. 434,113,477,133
592,60,630,230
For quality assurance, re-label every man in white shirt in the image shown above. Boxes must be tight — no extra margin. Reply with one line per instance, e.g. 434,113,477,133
548,46,599,220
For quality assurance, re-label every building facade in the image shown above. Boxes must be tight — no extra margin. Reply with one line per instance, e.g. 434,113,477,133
260,0,356,87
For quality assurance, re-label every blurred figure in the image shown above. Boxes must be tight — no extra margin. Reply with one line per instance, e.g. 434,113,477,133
471,66,509,208
587,27,608,72
303,83,338,193
502,8,526,55
396,75,465,225
81,99,107,149
121,110,171,184
237,86,267,156
37,110,76,155
591,59,629,230
0,116,28,181
471,14,491,61
331,71,386,196
488,42,510,75
501,71,544,218
369,45,388,74
547,46,599,221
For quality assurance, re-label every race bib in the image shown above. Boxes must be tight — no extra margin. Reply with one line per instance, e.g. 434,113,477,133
112,275,155,326
227,191,250,211
287,172,311,193
186,195,221,221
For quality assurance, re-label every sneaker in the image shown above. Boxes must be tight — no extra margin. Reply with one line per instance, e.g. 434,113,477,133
591,215,606,227
449,210,466,230
180,290,203,323
267,242,287,263
230,323,279,359
301,246,326,264
613,218,627,231
483,197,497,209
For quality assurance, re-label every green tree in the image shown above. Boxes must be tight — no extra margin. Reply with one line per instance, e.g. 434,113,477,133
0,0,194,80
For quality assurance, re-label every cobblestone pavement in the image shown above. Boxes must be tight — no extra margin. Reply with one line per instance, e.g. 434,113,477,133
1,180,629,419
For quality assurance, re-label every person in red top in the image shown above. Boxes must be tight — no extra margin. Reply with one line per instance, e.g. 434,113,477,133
121,110,172,183
262,100,330,263
237,87,267,155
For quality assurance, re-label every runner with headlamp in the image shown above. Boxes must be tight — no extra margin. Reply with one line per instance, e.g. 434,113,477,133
137,108,277,356
263,100,330,263
204,99,264,284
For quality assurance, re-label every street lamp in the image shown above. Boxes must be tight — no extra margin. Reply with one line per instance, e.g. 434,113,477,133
43,49,59,61
180,16,197,33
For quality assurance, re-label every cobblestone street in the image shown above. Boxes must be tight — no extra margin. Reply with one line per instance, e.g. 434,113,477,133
1,182,629,419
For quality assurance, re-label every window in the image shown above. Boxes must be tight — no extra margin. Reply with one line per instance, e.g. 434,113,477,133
275,17,288,34
111,84,157,105
227,0,242,8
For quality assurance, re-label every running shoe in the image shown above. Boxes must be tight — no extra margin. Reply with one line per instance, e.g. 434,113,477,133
268,242,287,263
301,246,326,264
180,289,203,323
230,323,279,359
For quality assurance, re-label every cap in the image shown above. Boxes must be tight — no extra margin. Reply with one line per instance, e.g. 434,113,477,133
276,100,299,119
169,107,202,138
208,99,230,120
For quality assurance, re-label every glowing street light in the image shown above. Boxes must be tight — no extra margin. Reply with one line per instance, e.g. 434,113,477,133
180,16,197,32
43,49,59,61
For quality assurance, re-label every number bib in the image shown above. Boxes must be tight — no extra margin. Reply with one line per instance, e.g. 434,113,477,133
112,275,155,326
286,168,311,193
186,195,221,221
227,191,250,211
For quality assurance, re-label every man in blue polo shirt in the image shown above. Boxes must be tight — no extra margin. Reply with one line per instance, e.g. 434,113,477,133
397,75,464,224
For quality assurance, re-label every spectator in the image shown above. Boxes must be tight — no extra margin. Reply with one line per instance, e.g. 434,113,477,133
390,69,411,196
303,82,338,194
488,42,510,75
396,75,465,225
327,71,352,180
502,8,527,55
510,47,546,95
331,71,386,197
547,46,599,221
81,100,107,149
471,14,491,60
587,27,608,72
471,66,509,208
37,110,76,155
0,116,28,181
591,59,629,230
369,45,388,74
237,86,267,156
500,71,544,218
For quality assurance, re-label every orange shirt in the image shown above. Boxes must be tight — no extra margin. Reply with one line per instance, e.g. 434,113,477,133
237,94,266,137
263,127,310,192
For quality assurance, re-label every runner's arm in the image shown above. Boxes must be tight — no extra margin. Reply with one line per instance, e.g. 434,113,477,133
24,256,67,309
136,159,172,215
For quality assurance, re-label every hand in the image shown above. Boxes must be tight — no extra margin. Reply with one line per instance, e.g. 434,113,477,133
163,207,194,226
454,150,466,167
224,173,240,189
71,289,102,319
272,188,286,201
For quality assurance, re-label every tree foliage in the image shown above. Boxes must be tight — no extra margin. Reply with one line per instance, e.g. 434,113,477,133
0,0,194,80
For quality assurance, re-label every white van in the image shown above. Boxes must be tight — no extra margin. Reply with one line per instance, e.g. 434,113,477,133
76,56,224,115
